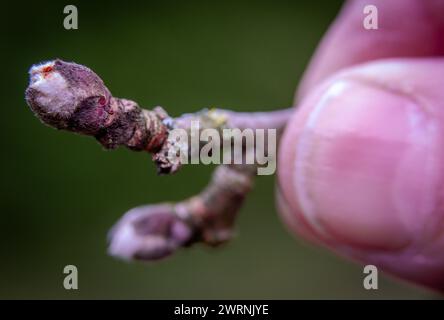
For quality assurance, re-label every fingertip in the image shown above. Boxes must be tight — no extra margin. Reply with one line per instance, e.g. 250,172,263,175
278,60,444,289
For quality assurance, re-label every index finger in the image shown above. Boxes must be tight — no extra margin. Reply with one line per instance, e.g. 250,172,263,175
298,0,444,99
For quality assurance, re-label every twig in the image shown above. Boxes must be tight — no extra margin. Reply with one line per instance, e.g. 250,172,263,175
25,59,292,261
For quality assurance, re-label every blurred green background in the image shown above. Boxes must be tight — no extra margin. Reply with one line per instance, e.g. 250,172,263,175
1,0,437,299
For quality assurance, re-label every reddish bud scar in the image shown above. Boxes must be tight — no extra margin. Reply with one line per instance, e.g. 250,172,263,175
98,96,107,106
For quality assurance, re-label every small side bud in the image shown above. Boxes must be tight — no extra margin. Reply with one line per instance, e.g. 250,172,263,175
107,204,193,261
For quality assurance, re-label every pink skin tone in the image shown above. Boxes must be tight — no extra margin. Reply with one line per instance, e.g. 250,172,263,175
278,0,444,291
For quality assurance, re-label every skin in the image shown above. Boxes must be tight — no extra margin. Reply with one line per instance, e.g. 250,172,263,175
277,0,444,291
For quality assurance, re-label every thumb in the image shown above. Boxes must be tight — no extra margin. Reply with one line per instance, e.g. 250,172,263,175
278,58,444,291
